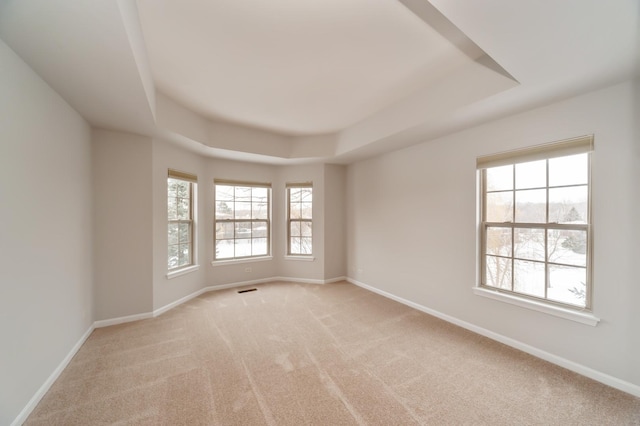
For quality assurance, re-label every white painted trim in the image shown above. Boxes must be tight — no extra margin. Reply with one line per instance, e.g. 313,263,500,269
166,264,200,279
211,256,273,267
346,277,640,398
473,287,600,326
93,312,153,328
284,255,315,261
324,276,348,284
10,324,95,426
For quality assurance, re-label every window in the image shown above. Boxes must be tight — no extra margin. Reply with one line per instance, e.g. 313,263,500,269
287,183,313,255
477,136,593,310
214,180,271,260
168,170,196,271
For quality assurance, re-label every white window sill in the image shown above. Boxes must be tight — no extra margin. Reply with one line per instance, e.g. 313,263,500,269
211,256,273,267
166,264,199,280
284,255,315,262
473,287,600,326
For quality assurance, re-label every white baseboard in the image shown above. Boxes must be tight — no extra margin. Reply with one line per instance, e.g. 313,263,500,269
93,312,153,328
11,324,95,426
346,277,640,398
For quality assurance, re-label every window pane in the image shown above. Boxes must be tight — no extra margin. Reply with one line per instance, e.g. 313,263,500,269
485,255,511,290
168,197,178,220
179,245,190,266
168,244,179,269
252,202,268,220
299,237,312,254
235,222,251,238
216,240,233,259
300,188,312,202
548,186,587,224
177,197,190,219
168,178,179,197
515,160,546,189
486,192,513,222
252,222,268,238
216,185,234,201
176,181,190,199
235,186,251,201
235,239,251,257
253,187,268,202
168,223,179,245
301,221,312,237
486,227,511,257
235,202,251,219
549,153,588,187
216,201,233,219
179,223,190,243
513,260,545,298
301,202,312,219
216,222,234,240
515,189,546,223
290,203,302,219
290,237,301,255
549,229,587,267
289,188,301,202
548,265,587,307
514,228,544,261
252,238,268,256
290,221,301,237
486,165,513,191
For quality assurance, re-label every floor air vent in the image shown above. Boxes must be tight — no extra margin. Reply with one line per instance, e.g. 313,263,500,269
237,288,257,294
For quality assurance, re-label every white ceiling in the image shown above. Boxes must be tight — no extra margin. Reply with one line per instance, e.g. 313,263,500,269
136,0,472,135
0,0,638,164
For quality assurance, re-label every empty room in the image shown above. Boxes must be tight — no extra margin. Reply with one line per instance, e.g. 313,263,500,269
1,0,639,424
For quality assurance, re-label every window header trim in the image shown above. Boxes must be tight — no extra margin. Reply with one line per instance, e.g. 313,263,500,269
168,169,197,183
286,182,313,188
214,179,271,188
476,135,593,169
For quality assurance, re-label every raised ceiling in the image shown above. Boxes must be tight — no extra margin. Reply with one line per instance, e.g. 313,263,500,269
0,0,637,164
137,0,474,135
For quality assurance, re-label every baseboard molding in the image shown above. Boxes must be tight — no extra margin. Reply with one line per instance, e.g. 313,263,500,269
94,312,153,328
11,324,95,426
346,277,640,398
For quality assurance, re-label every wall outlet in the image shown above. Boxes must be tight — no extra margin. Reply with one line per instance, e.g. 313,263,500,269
245,267,252,273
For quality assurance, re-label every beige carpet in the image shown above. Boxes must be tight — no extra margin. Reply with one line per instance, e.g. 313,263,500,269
26,281,640,425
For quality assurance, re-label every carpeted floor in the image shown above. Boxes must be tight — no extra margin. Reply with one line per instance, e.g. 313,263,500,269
26,281,640,425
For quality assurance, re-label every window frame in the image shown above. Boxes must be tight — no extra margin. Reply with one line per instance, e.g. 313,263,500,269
167,169,197,274
286,183,313,256
213,179,272,262
476,135,597,321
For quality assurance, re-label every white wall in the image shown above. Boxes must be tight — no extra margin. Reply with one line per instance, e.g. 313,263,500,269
93,129,153,320
346,80,640,388
0,40,93,424
323,164,347,280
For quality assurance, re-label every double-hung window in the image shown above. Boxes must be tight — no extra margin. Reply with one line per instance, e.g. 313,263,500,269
477,135,593,310
168,169,197,271
287,183,313,255
214,180,271,260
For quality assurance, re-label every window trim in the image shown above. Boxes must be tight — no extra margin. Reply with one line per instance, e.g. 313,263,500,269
167,169,197,274
286,182,313,256
213,179,272,261
476,135,596,319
